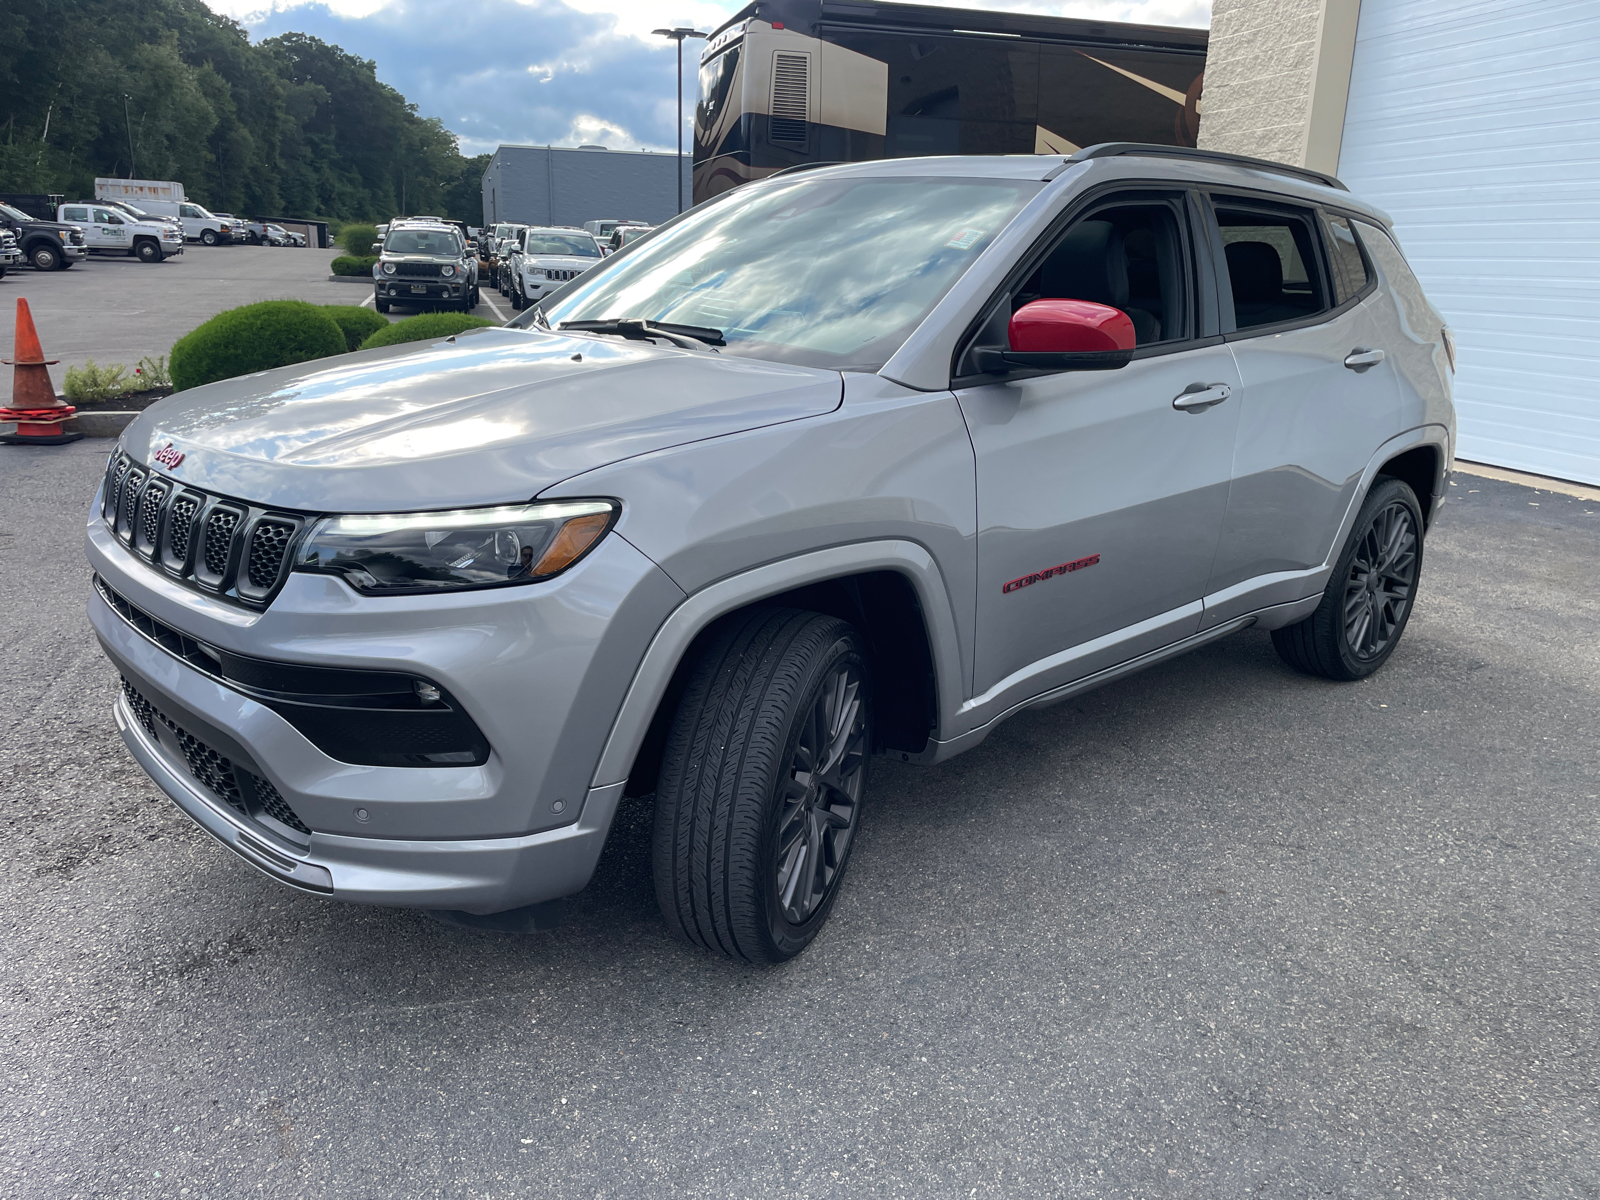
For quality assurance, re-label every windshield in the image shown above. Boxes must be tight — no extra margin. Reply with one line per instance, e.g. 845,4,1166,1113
545,174,1040,370
523,232,600,257
495,224,519,238
0,203,36,222
385,229,461,256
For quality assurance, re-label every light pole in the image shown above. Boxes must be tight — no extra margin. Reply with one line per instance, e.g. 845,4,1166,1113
651,27,707,213
122,94,137,179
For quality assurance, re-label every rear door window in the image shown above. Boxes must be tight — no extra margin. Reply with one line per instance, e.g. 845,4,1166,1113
1322,212,1373,305
62,206,90,222
1212,202,1331,332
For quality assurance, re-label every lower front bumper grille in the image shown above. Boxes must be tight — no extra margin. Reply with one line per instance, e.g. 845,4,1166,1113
120,676,312,839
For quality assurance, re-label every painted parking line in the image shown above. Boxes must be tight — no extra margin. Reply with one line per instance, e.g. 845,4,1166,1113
359,291,376,309
479,291,507,322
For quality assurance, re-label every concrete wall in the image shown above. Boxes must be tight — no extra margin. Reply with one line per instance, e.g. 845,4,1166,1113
1197,0,1362,174
481,147,692,229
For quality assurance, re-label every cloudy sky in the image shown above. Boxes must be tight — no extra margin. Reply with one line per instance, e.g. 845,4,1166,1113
221,0,1209,156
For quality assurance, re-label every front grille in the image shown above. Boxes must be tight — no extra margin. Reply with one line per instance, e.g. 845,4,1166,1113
245,519,295,591
543,268,582,282
201,507,240,576
120,675,312,839
101,452,305,608
393,262,445,277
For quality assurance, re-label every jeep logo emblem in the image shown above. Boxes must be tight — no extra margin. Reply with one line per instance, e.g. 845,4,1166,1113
153,443,185,469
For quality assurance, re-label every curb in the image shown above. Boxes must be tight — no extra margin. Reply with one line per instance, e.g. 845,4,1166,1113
327,275,374,284
2,411,140,440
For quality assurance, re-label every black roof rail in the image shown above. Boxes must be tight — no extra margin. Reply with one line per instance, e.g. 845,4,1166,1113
1055,143,1348,192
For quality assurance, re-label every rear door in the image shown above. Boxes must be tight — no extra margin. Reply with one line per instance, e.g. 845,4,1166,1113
1201,194,1401,626
956,188,1243,700
94,208,132,253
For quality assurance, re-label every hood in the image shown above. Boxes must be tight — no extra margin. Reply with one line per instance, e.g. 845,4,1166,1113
123,327,842,512
525,255,600,269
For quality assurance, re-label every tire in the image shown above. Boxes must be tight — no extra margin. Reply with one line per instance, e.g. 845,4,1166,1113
200,229,218,246
1272,477,1425,681
29,243,60,271
135,239,160,263
653,608,872,965
375,296,390,314
471,286,481,308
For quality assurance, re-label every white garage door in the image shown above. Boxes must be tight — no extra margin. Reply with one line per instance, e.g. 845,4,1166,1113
1338,0,1600,485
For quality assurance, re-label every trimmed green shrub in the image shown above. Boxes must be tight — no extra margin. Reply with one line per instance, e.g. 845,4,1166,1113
330,255,378,276
320,304,389,352
359,313,495,351
339,224,379,258
170,301,347,391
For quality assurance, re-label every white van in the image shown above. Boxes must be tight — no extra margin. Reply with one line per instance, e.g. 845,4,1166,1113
134,199,234,245
57,203,184,262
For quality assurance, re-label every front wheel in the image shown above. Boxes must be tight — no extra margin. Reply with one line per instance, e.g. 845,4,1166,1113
1272,477,1424,681
653,608,871,965
200,229,218,246
29,244,61,271
374,296,390,313
135,240,161,263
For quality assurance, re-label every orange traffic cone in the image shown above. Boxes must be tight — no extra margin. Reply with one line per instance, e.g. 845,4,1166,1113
1,298,80,445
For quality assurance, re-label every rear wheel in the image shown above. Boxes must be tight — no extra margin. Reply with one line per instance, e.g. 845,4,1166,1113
653,608,871,965
1272,477,1424,681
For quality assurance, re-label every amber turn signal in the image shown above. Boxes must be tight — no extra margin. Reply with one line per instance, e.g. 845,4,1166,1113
534,512,613,575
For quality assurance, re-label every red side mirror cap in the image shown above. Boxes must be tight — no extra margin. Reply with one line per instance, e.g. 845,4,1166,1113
1009,299,1137,353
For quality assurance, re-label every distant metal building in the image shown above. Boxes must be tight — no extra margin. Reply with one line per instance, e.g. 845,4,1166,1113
480,146,691,228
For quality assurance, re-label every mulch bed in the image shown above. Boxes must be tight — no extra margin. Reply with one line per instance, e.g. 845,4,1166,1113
59,387,175,413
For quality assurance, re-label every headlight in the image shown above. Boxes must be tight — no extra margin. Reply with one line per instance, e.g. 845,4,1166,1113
295,500,618,595
381,261,397,275
440,263,457,278
529,266,545,277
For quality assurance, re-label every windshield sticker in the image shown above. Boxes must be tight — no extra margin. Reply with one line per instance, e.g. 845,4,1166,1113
945,229,986,250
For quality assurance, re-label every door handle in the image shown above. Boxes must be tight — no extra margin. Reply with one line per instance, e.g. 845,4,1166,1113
1344,347,1386,371
1172,382,1233,412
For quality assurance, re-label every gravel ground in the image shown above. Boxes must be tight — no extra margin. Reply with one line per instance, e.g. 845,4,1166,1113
0,247,510,405
1,446,1596,1199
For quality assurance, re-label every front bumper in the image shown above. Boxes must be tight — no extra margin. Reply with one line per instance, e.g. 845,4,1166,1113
88,495,683,912
63,243,87,260
376,278,467,301
0,248,22,266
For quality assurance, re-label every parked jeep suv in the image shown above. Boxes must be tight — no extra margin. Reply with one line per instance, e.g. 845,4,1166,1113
88,147,1453,963
506,227,604,310
372,220,479,313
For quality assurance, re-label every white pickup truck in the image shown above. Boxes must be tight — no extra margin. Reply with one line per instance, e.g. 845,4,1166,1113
57,203,185,262
128,199,234,245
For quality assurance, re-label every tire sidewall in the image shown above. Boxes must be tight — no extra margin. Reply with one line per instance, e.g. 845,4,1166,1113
1327,478,1425,679
31,244,59,271
755,633,872,961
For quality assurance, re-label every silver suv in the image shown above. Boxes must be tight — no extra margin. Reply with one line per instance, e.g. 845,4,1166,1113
88,146,1454,963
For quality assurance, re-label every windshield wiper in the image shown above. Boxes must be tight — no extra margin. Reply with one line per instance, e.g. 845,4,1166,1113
558,318,725,349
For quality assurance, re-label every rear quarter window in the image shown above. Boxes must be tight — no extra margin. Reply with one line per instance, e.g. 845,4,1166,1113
1322,213,1373,305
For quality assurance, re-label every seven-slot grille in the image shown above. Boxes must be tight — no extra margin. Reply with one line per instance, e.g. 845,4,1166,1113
541,267,582,282
101,451,307,608
393,261,446,277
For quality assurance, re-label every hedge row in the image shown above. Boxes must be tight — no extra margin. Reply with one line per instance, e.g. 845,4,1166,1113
330,255,378,276
169,302,497,390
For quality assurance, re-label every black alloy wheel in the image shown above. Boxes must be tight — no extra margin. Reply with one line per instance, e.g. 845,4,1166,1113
1272,476,1425,681
654,608,873,964
1343,497,1419,662
773,660,868,926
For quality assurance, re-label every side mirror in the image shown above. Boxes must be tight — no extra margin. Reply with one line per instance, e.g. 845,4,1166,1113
972,299,1136,373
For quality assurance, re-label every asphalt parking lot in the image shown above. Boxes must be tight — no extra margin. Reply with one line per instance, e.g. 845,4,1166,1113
2,447,1597,1199
0,245,511,405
